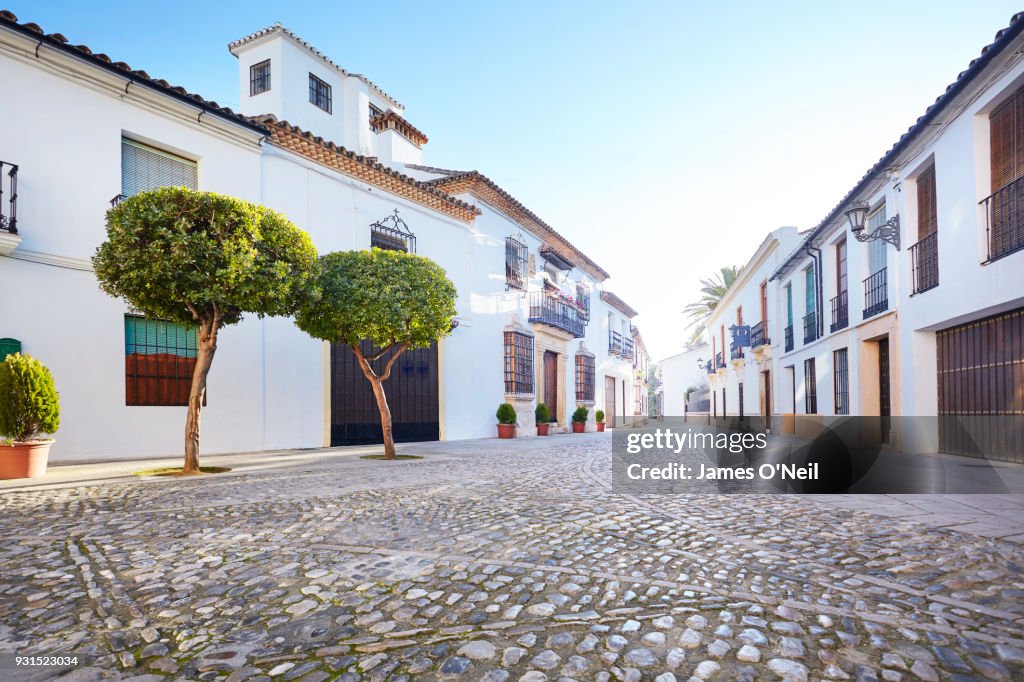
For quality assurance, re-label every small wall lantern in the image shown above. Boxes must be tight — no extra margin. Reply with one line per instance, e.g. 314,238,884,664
843,201,900,250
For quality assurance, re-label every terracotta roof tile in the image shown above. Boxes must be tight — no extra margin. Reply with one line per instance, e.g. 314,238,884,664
254,116,479,223
371,110,428,146
228,23,401,109
411,167,611,281
601,290,639,319
0,10,265,135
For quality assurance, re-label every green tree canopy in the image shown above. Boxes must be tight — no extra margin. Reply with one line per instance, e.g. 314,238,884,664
93,187,317,472
296,248,458,459
683,265,741,332
0,354,60,443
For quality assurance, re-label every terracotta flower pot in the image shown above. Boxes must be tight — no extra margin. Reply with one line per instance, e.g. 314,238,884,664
497,424,516,439
596,422,605,432
0,440,53,479
572,422,585,433
537,423,550,436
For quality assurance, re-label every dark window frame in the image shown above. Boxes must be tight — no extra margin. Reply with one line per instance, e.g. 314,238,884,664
804,357,817,414
250,59,271,96
503,331,534,395
575,353,595,402
124,314,202,407
833,348,849,415
505,236,528,291
309,73,332,113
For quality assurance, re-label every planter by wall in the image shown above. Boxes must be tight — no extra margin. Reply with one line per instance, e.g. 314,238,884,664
0,440,53,479
537,423,550,436
572,422,585,433
497,424,516,439
596,423,605,432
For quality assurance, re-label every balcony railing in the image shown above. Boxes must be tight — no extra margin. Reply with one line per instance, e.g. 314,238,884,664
607,331,635,359
750,320,769,348
730,343,744,361
0,161,19,235
110,194,127,208
705,360,714,375
784,325,794,352
863,268,888,319
910,231,939,294
529,291,585,338
803,311,818,344
715,352,725,369
981,174,1024,262
830,290,848,333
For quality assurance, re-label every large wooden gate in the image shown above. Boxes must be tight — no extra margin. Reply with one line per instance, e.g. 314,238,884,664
330,341,439,447
937,307,1023,463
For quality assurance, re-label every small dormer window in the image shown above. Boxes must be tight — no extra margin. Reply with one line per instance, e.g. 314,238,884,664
250,59,271,96
369,104,383,121
309,73,332,113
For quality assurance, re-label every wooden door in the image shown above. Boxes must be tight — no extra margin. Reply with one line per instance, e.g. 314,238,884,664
605,376,616,427
544,351,558,421
331,341,439,446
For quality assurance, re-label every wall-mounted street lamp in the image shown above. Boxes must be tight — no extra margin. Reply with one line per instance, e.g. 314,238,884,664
843,202,900,250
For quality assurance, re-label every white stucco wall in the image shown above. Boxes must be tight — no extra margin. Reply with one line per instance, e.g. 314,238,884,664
658,346,709,416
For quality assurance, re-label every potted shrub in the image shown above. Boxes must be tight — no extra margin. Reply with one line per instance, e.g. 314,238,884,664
0,353,60,479
595,409,606,432
496,403,517,439
571,406,588,433
535,403,551,436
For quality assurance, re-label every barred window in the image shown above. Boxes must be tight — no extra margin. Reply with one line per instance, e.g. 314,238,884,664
834,348,849,415
505,236,528,291
125,315,199,406
504,331,534,395
575,282,591,321
309,73,332,113
804,357,817,414
250,59,271,96
575,353,595,402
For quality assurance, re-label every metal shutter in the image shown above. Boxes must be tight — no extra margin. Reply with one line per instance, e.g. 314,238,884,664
121,139,197,197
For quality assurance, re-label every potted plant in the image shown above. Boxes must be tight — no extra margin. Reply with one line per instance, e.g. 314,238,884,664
571,406,588,433
595,409,606,432
496,403,517,439
535,403,551,436
0,353,60,479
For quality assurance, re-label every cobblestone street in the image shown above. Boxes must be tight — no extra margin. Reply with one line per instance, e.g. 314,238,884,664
1,434,1023,681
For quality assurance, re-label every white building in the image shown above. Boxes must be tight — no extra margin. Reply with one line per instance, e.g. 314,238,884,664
656,344,709,417
698,14,1024,463
0,11,643,461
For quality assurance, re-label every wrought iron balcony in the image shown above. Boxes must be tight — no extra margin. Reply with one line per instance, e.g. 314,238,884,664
981,174,1024,262
705,360,714,375
863,268,888,319
784,325,794,352
910,231,939,294
715,351,725,369
830,290,848,333
803,311,818,344
730,343,744,361
608,331,634,359
529,291,585,338
750,320,769,348
0,161,18,235
110,194,127,207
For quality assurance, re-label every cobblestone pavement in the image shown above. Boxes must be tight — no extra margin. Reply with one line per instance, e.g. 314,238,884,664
1,434,1023,681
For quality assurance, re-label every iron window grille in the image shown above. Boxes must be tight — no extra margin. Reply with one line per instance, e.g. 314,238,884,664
250,59,271,96
0,160,17,235
529,291,585,338
370,209,416,253
750,320,769,348
575,282,591,322
309,73,332,113
863,267,888,318
830,290,848,333
784,325,794,352
715,351,725,369
910,231,939,294
833,348,849,415
804,357,817,414
503,331,534,396
124,315,200,407
730,343,744,360
505,236,528,291
575,353,596,402
803,311,818,344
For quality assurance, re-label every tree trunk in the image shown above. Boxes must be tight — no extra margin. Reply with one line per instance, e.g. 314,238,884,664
184,319,218,473
353,342,409,461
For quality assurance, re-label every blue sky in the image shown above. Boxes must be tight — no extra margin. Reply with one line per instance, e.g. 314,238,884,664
9,1,1022,359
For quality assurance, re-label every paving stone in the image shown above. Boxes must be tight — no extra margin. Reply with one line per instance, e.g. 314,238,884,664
767,658,808,682
458,640,497,661
736,645,761,663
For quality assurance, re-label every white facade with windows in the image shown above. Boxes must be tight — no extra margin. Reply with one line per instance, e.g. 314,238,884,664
0,13,643,461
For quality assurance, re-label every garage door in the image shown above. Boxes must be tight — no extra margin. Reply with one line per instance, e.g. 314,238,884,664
331,341,439,447
937,307,1024,463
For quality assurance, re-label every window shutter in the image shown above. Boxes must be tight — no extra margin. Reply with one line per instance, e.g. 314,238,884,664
990,88,1024,193
916,165,937,240
121,139,198,197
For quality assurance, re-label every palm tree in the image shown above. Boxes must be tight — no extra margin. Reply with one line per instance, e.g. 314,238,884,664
683,265,741,332
683,325,706,350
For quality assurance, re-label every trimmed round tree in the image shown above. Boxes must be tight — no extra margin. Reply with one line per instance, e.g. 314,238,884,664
0,353,60,443
296,249,457,460
93,188,317,473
